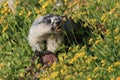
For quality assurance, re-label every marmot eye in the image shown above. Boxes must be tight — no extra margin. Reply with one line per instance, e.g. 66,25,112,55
47,19,51,23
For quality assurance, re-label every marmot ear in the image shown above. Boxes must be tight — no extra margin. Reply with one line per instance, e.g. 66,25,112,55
59,16,67,23
59,16,66,19
59,16,67,20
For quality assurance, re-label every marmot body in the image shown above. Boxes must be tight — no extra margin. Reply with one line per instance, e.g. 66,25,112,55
28,14,76,53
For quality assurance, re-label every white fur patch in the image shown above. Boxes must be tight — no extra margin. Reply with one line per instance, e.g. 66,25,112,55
28,15,64,53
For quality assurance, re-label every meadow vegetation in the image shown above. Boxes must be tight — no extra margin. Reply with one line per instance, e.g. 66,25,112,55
0,0,120,80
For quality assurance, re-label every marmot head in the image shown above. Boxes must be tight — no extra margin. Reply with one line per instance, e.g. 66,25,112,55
42,14,64,32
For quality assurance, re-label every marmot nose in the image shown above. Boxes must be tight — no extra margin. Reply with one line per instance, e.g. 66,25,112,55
56,21,60,25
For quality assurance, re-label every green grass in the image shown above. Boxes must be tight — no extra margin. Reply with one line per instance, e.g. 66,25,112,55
0,0,120,80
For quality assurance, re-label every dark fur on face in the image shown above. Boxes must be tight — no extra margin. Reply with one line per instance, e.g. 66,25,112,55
42,14,63,31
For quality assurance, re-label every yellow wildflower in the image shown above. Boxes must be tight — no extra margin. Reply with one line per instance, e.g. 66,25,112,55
69,49,86,64
101,60,105,63
101,13,108,24
109,6,118,15
68,47,72,51
110,78,115,80
72,45,80,52
93,67,99,72
64,0,67,5
115,35,120,39
19,72,24,77
93,56,97,60
114,28,119,33
0,17,3,24
69,58,74,64
97,0,101,3
114,13,120,18
38,0,43,3
81,45,86,50
105,30,110,36
35,63,41,69
108,66,113,73
0,63,5,69
2,24,8,33
51,62,57,70
87,19,96,26
34,7,40,14
63,65,68,70
94,39,102,45
85,56,94,64
101,60,106,66
42,1,49,9
26,11,32,19
41,78,50,80
114,35,120,43
39,8,47,15
19,11,23,16
63,53,68,59
58,56,63,65
77,51,86,58
1,6,9,14
50,71,59,78
84,23,88,28
88,38,93,44
64,75,73,79
113,62,120,67
87,77,92,80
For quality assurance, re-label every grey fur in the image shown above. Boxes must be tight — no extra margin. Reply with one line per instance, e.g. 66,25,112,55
28,14,77,53
28,14,65,53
